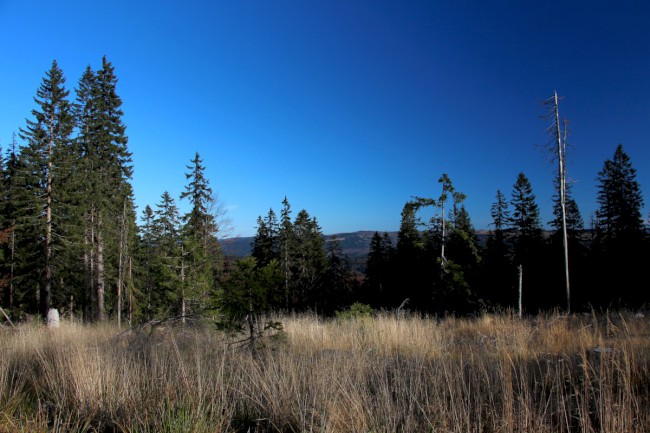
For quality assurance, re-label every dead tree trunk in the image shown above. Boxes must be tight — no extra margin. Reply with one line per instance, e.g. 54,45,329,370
550,91,571,313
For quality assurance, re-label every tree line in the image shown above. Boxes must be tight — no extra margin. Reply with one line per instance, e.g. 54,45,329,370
249,145,648,315
248,99,648,315
0,61,647,324
363,153,648,314
0,59,358,324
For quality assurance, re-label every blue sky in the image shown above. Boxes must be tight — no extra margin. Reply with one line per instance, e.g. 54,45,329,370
1,1,648,237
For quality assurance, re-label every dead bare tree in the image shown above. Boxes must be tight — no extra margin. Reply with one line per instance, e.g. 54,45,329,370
543,91,571,313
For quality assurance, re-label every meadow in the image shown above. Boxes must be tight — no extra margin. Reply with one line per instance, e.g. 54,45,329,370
0,311,648,432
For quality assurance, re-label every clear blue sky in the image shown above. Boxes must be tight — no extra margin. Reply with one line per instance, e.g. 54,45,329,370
1,1,648,237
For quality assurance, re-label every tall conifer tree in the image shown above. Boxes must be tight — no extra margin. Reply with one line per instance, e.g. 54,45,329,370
78,57,135,321
139,205,156,320
510,173,542,240
443,205,479,314
595,145,644,243
593,145,646,306
509,172,547,310
252,208,279,267
1,136,22,313
73,66,99,319
292,209,326,310
179,152,222,319
395,202,425,309
152,191,183,317
181,152,215,248
19,60,73,317
97,56,134,321
364,232,394,307
278,197,295,310
482,190,514,307
322,236,355,314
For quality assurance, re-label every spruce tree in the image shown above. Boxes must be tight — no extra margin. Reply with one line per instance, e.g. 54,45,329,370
75,57,135,321
179,152,222,319
509,172,547,310
96,57,135,321
277,197,295,310
410,174,469,315
491,190,510,233
1,137,22,313
363,232,394,307
593,144,646,306
252,208,279,267
6,152,41,314
73,66,99,319
292,209,326,311
181,152,216,248
510,173,543,241
322,236,355,315
447,206,480,273
396,202,422,257
380,232,395,264
444,205,480,314
139,205,156,320
595,144,644,243
482,190,514,308
218,256,283,349
151,191,182,317
18,60,74,317
395,202,426,309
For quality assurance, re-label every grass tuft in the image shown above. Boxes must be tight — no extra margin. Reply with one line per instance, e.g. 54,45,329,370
0,311,648,432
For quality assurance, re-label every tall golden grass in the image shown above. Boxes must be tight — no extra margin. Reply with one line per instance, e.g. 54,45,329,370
0,311,648,432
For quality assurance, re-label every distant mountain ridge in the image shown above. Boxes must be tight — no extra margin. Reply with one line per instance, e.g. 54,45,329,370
219,231,398,259
219,230,497,259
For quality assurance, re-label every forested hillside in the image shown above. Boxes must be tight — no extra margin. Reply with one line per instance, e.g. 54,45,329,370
221,231,393,261
1,61,648,323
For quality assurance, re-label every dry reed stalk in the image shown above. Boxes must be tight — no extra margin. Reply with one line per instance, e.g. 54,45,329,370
0,312,648,432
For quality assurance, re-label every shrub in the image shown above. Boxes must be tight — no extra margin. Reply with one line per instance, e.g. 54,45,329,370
335,302,373,320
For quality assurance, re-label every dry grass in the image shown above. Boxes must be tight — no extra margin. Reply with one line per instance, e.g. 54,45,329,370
0,311,648,432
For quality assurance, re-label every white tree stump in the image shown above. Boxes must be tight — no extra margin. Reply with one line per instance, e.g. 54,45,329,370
46,308,60,328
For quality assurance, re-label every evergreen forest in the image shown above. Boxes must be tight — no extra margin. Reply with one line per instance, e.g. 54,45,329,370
1,60,648,325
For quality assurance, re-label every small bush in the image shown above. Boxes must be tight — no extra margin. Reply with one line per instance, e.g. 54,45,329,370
335,302,373,320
